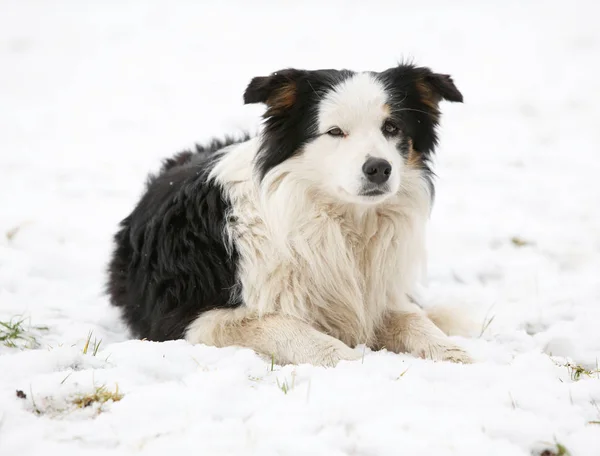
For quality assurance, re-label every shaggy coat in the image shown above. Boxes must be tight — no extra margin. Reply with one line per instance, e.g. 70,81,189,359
107,63,471,366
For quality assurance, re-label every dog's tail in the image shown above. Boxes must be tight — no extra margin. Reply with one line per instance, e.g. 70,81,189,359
426,305,477,337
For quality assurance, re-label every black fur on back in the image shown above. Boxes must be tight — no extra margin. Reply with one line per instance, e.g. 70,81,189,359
106,134,249,341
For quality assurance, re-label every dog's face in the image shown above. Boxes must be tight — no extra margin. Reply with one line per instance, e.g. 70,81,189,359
244,64,462,205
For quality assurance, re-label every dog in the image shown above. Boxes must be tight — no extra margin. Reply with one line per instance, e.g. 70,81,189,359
107,62,472,366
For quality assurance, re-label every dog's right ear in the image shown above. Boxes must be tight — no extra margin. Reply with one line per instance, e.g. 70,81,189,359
243,69,304,112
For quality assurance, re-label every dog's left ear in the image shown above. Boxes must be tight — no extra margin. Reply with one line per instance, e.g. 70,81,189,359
422,72,463,103
243,69,305,112
417,70,463,105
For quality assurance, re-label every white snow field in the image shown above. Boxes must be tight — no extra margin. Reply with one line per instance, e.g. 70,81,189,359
1,1,600,455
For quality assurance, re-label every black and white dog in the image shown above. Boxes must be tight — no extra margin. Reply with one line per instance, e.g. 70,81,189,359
107,62,471,366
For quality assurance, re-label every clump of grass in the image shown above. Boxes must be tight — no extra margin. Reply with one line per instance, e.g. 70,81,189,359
395,367,410,380
276,371,296,395
563,361,599,381
72,384,123,409
0,318,28,347
0,317,47,349
82,330,102,356
511,236,533,247
276,378,291,394
265,353,282,372
551,357,600,381
539,441,571,456
23,381,123,417
30,385,41,415
589,399,600,425
5,221,32,241
478,305,496,338
6,225,21,241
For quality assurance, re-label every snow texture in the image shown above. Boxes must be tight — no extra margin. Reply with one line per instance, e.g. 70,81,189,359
1,1,600,455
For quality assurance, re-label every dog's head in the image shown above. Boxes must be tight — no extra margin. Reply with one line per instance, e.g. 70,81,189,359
244,63,462,205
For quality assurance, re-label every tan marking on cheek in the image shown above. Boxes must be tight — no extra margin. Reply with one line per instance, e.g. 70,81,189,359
406,138,424,170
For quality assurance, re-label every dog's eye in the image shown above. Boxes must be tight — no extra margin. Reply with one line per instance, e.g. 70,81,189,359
327,127,345,137
382,121,399,136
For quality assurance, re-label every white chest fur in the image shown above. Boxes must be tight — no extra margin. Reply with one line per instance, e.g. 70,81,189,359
211,140,431,347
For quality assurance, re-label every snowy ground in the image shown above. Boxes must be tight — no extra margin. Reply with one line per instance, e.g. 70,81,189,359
1,1,600,455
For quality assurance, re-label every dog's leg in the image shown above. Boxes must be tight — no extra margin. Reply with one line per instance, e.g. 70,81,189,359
185,308,361,367
373,310,472,363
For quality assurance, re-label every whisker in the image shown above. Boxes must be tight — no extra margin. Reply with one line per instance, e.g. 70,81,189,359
307,80,323,101
395,107,431,116
397,92,408,105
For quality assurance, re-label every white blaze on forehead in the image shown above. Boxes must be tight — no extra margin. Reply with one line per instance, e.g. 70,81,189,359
318,73,389,132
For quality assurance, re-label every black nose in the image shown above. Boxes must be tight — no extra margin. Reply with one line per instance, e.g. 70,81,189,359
362,158,392,184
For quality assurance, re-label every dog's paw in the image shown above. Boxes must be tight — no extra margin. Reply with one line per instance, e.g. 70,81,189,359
271,337,362,367
311,340,362,367
411,340,472,364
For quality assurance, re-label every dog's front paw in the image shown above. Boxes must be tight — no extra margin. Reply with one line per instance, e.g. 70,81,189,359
312,340,362,367
411,340,472,364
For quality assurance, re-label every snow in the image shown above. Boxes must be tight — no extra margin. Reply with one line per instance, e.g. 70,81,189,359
1,1,600,455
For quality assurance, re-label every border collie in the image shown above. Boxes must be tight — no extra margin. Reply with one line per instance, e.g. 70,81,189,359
107,62,471,366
